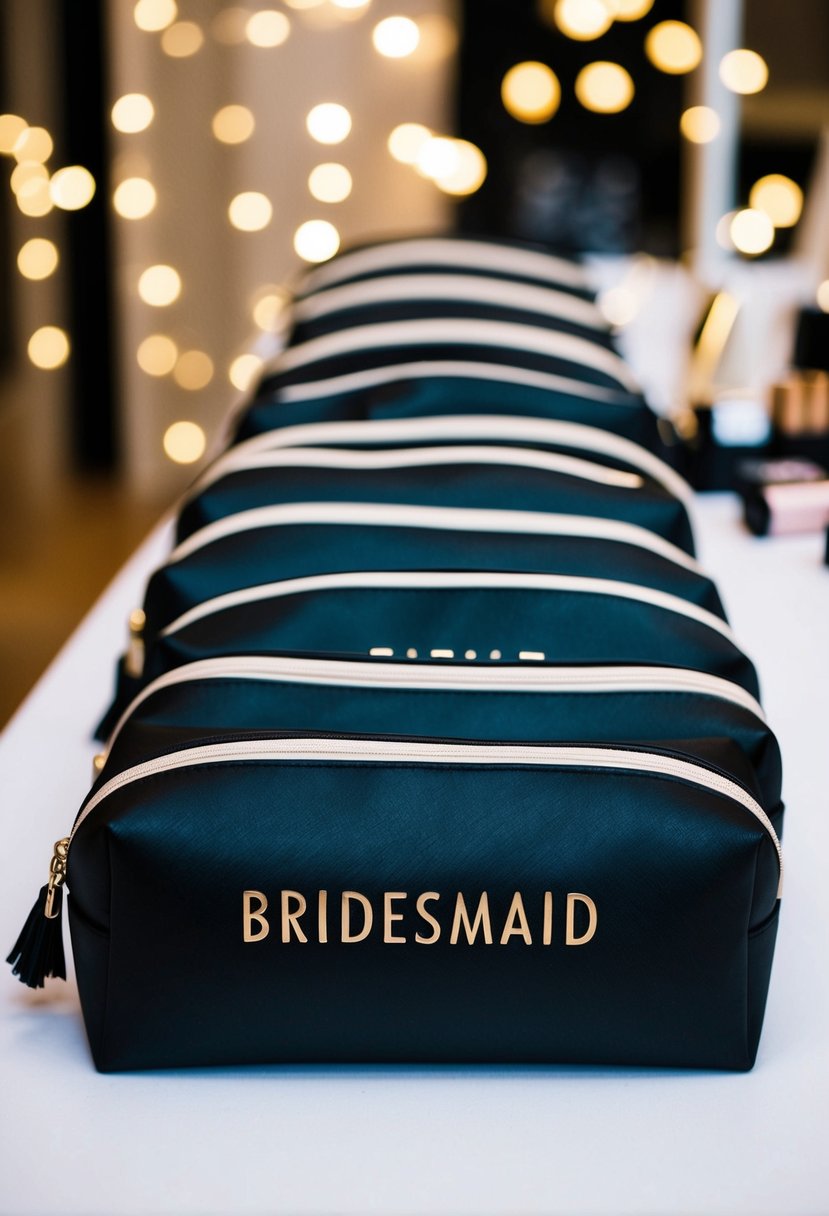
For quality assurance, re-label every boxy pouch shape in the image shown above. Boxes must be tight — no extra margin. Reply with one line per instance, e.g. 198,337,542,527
176,441,693,550
65,729,781,1072
144,572,760,700
234,364,661,450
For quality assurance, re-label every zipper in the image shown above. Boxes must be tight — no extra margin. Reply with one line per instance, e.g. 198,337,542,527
102,655,767,758
265,318,640,393
185,441,647,507
296,236,590,294
169,501,701,571
274,358,634,407
159,569,737,643
70,736,783,898
189,413,690,505
292,272,607,331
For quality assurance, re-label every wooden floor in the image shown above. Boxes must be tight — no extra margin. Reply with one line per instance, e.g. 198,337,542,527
0,475,162,727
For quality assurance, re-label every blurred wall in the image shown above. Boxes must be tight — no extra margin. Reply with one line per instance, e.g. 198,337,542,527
107,0,457,498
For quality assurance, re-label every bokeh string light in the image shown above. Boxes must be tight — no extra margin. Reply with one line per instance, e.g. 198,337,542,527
308,162,352,203
575,61,634,113
306,103,352,144
163,420,206,463
719,49,768,96
645,21,702,75
17,238,59,281
28,326,70,370
749,175,802,228
161,20,205,57
212,104,255,144
501,61,561,124
552,0,613,42
113,176,157,219
680,106,720,144
111,93,155,133
99,0,780,469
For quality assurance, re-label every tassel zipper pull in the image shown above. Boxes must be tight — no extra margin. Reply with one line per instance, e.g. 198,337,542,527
44,837,70,919
7,838,70,988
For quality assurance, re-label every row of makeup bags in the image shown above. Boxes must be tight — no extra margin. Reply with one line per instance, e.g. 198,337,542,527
10,236,784,1072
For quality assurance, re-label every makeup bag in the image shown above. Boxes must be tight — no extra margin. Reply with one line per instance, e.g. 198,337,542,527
235,364,660,449
176,436,693,546
57,706,782,1071
9,235,783,1073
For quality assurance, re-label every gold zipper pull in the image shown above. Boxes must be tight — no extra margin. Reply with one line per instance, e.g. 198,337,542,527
124,608,146,678
44,837,70,919
6,837,70,988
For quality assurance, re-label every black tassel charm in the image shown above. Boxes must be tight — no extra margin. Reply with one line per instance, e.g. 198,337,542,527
7,838,69,989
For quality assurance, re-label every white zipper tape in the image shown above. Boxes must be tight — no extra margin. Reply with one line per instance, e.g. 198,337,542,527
104,656,766,755
72,737,783,897
190,414,690,506
297,237,590,294
264,318,639,394
275,358,634,407
159,569,737,643
184,441,645,505
169,501,701,571
293,273,606,331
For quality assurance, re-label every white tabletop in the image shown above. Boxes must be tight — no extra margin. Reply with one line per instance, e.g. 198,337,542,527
1,495,828,1216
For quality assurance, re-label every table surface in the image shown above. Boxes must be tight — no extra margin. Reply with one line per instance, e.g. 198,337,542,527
1,495,827,1216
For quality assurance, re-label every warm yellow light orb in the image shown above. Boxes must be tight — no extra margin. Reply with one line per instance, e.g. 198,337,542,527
680,106,720,143
294,219,340,263
606,0,654,20
252,289,289,331
331,0,370,8
134,0,177,32
17,238,59,281
719,49,768,95
50,166,96,210
137,334,178,376
501,62,561,124
387,122,432,164
416,136,459,180
228,191,273,231
554,0,613,41
749,174,802,228
111,94,155,134
134,0,177,31
245,9,291,46
174,350,214,390
432,140,487,196
0,113,27,155
16,178,53,216
730,208,774,256
817,281,829,313
13,126,53,164
212,104,255,144
229,353,264,391
163,421,206,464
372,16,420,57
306,103,352,144
161,20,204,56
10,161,48,195
645,21,702,74
138,264,182,306
113,177,157,219
575,61,635,113
28,326,70,370
308,162,352,203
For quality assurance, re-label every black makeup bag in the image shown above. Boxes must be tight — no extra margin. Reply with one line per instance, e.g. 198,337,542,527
8,234,784,1074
